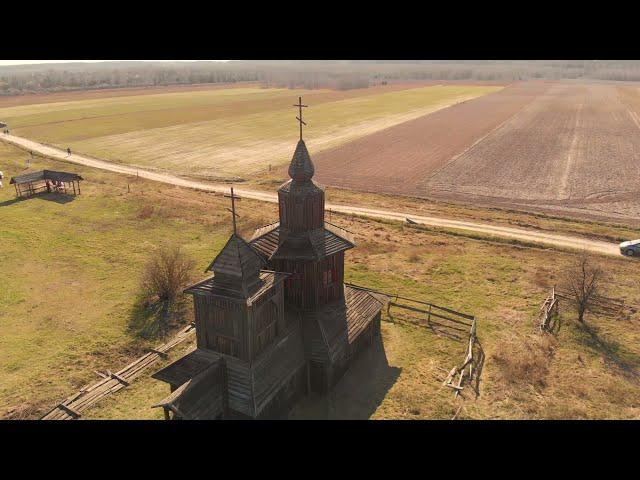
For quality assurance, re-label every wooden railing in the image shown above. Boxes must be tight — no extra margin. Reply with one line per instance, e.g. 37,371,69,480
345,283,482,398
539,286,560,332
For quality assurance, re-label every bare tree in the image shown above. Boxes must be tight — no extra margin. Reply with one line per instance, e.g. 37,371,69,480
562,252,603,323
141,245,195,305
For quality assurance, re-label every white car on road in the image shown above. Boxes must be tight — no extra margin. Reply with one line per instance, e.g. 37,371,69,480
620,239,640,257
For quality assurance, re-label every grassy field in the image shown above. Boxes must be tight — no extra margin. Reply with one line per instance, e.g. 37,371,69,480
2,142,639,420
0,83,501,179
0,143,244,418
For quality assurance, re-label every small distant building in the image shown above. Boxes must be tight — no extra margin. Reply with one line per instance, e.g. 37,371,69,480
152,98,383,420
10,170,83,198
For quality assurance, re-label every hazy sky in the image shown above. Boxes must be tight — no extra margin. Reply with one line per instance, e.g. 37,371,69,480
0,60,228,66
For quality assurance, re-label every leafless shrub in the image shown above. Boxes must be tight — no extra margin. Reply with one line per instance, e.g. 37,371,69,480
562,252,604,323
141,245,195,304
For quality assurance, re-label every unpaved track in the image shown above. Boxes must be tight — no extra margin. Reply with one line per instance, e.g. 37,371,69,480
1,133,622,258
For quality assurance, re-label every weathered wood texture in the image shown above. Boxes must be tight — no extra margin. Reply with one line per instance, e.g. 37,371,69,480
189,271,288,362
539,287,560,333
344,283,482,398
154,360,225,420
41,323,196,420
274,253,345,309
10,170,83,199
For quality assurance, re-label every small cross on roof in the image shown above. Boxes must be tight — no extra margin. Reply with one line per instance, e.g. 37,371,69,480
224,187,242,234
293,96,308,140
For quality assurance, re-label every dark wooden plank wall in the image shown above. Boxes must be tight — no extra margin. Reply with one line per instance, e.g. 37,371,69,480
278,189,325,232
224,356,254,417
302,317,330,364
251,325,306,416
276,252,344,309
195,295,247,360
251,284,285,359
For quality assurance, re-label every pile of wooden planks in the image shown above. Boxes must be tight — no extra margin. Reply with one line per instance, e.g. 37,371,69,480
41,323,196,420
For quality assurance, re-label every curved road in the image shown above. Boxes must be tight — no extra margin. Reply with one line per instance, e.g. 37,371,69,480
1,133,621,257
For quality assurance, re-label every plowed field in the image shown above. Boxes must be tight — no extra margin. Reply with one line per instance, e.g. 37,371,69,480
313,81,548,192
425,82,640,219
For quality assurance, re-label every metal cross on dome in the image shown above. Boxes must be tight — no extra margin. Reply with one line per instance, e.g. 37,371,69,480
224,187,242,234
293,96,308,140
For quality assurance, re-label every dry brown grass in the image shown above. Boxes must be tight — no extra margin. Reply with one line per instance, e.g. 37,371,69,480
137,204,154,219
491,333,558,391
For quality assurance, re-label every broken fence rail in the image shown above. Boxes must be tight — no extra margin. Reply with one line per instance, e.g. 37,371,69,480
41,323,196,420
345,283,480,397
539,286,560,332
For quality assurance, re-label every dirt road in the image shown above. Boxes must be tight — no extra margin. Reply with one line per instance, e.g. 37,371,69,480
1,133,622,257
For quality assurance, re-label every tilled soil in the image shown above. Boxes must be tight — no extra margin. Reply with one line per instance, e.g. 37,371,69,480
424,82,640,219
312,81,549,194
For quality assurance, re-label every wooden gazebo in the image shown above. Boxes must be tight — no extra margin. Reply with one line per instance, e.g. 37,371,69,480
10,170,83,198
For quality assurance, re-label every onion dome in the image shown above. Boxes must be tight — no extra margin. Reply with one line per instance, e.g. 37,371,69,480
288,140,315,182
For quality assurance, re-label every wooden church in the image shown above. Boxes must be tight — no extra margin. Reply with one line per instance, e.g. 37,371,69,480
152,98,383,419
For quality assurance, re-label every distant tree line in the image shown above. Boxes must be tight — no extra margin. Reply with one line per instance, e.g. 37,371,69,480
3,60,640,96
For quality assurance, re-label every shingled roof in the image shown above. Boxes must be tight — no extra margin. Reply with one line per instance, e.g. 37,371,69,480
306,285,383,362
10,170,83,185
206,233,265,276
152,360,225,420
184,270,289,302
152,348,219,389
249,222,354,261
197,233,268,297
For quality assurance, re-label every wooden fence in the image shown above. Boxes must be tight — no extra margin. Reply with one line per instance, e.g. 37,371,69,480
41,323,196,420
442,317,481,398
555,289,626,317
345,283,482,398
539,287,560,333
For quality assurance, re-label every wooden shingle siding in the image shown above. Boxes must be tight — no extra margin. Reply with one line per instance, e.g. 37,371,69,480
225,357,254,417
154,361,224,420
152,348,219,388
250,224,354,262
278,184,325,232
251,324,306,416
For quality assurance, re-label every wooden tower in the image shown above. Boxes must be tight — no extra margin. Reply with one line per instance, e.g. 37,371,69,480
250,97,383,393
152,193,307,419
153,97,384,418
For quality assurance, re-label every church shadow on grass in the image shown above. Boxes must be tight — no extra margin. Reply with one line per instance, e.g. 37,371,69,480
288,335,401,419
128,295,189,340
